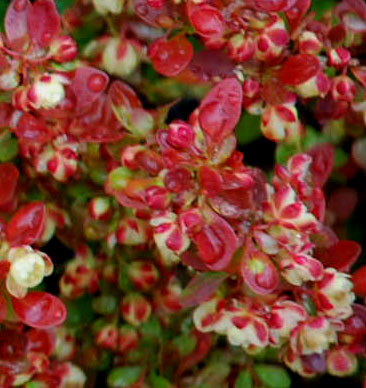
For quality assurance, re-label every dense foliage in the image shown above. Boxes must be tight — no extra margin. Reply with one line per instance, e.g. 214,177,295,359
0,0,366,387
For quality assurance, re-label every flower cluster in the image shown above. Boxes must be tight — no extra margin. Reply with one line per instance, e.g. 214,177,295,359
0,0,366,387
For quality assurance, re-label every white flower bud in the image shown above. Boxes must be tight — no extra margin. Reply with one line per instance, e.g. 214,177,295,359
92,0,123,15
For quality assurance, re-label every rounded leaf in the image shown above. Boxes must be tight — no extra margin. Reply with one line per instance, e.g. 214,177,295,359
197,78,243,141
107,366,143,388
12,292,66,328
193,211,238,271
187,3,225,38
14,113,52,143
278,54,321,86
352,265,366,297
307,143,334,187
27,0,60,48
254,364,291,388
0,163,19,206
315,240,361,272
6,202,46,246
69,67,109,112
4,0,31,49
241,248,279,295
149,35,193,77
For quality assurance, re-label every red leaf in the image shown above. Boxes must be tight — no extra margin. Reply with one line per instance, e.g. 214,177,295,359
14,113,52,144
197,78,242,142
179,272,228,308
133,0,178,27
27,0,60,48
285,0,311,28
176,331,211,377
6,202,46,246
241,244,279,295
4,0,32,50
247,0,297,12
109,81,142,110
352,265,366,297
0,103,13,128
307,143,334,187
193,210,238,271
12,292,66,328
328,187,358,221
187,3,225,38
351,66,366,87
278,54,321,86
188,50,236,81
315,240,361,272
69,67,109,112
149,35,193,77
0,296,6,322
0,163,19,207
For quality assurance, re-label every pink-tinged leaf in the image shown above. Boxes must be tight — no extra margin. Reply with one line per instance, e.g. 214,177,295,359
6,202,46,246
315,240,361,272
188,50,236,82
315,96,349,122
181,251,211,271
301,353,326,374
4,0,32,50
133,0,179,27
278,54,321,86
209,188,254,219
176,331,211,377
0,163,19,207
351,66,366,87
197,78,243,142
149,35,193,77
311,225,339,249
306,143,334,187
179,272,228,308
336,0,366,31
352,265,366,297
69,67,109,112
193,210,238,271
27,0,60,48
12,292,66,328
109,81,142,110
247,0,297,12
329,187,358,221
0,295,6,322
285,0,311,28
0,103,13,128
187,2,225,38
241,243,279,295
14,113,52,144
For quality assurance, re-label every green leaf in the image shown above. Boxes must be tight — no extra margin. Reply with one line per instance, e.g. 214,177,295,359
0,131,18,162
275,143,298,165
254,365,291,388
235,113,262,145
149,371,173,388
0,0,8,33
25,383,43,388
180,271,228,308
173,334,196,357
55,0,75,14
235,370,253,388
92,294,118,315
311,0,337,19
140,316,162,340
67,182,93,202
65,295,95,327
334,148,348,168
107,366,143,388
